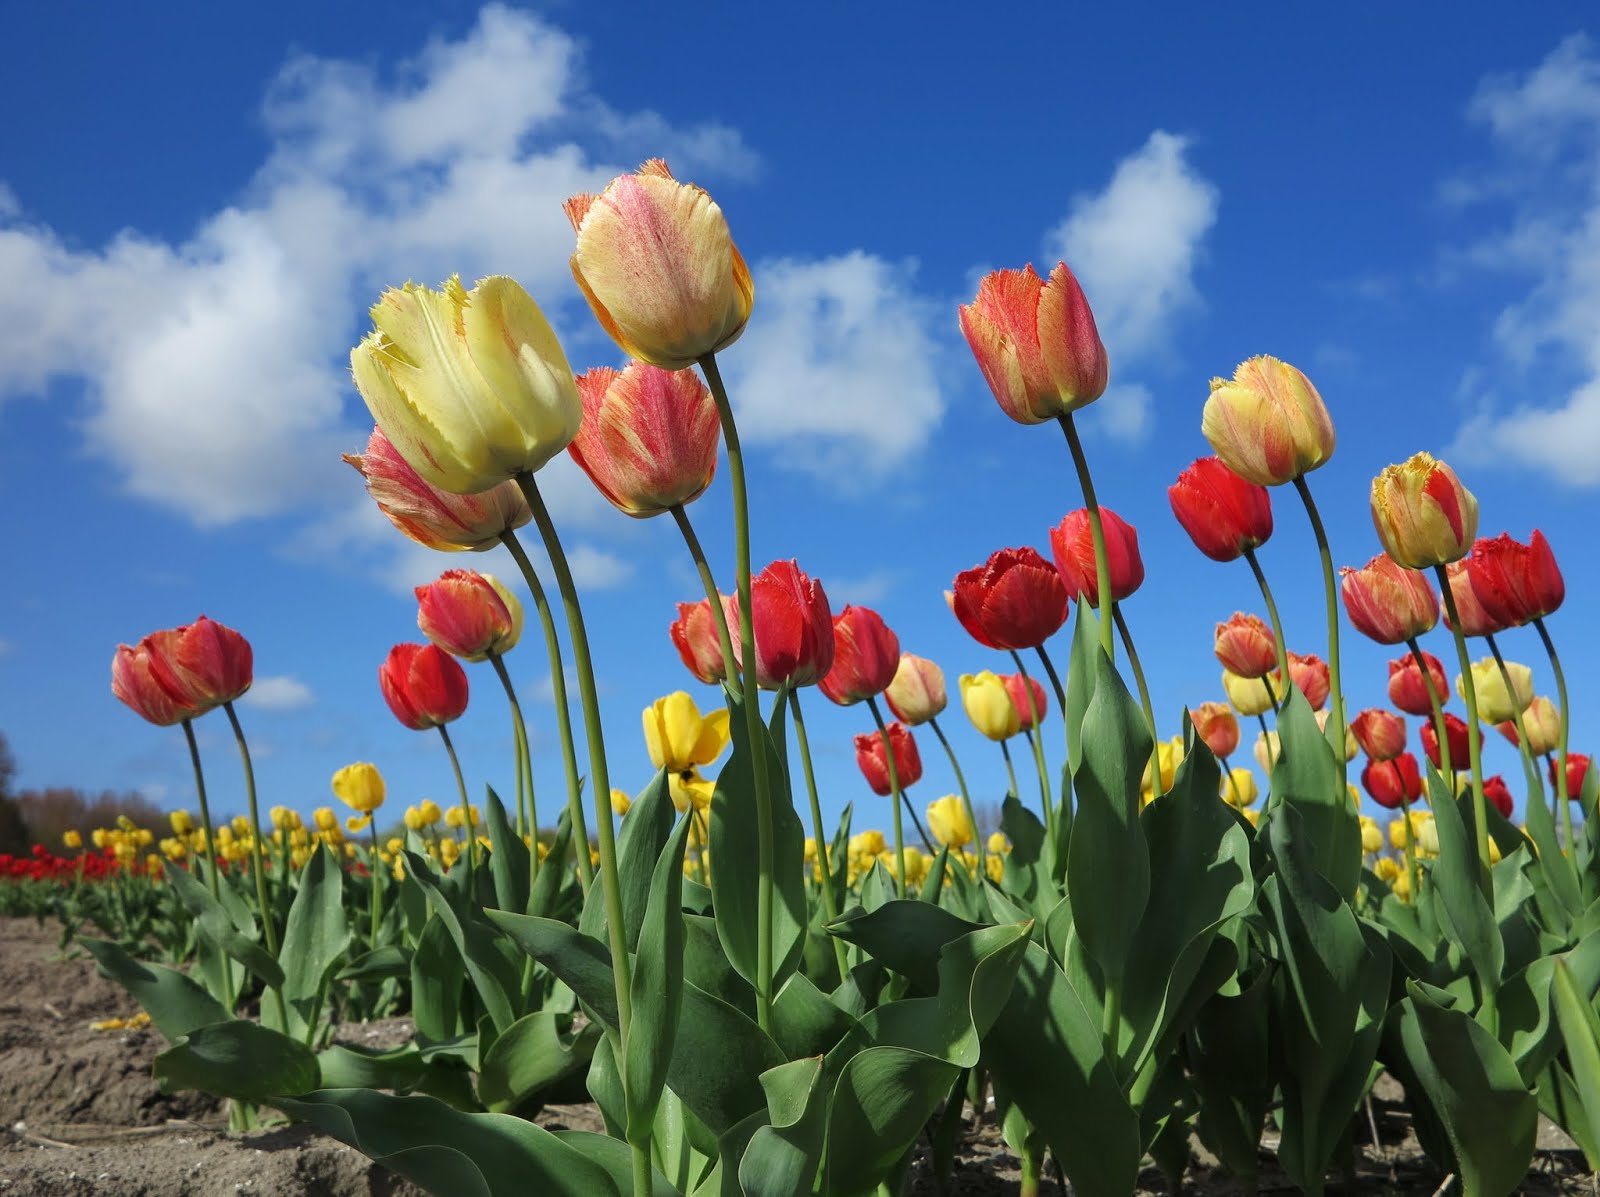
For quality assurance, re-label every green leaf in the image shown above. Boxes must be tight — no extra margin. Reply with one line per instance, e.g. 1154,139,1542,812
484,785,531,915
738,1057,827,1197
154,1019,318,1101
404,850,518,1033
411,913,466,1044
164,858,283,990
626,812,693,1135
551,1130,680,1197
487,911,619,1031
826,901,983,993
1064,601,1102,775
530,809,575,918
581,769,671,952
1551,958,1600,1166
1189,969,1273,1187
667,982,786,1136
823,1048,954,1197
280,842,352,1041
997,795,1050,910
82,937,229,1041
1423,765,1504,999
478,1012,599,1114
770,971,856,1061
315,1043,424,1091
337,945,409,983
1269,688,1360,897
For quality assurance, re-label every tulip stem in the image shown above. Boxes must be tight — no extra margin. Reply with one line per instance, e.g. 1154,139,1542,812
368,820,383,950
436,724,477,878
515,473,636,1053
790,689,851,982
1404,638,1453,779
1243,548,1292,695
221,701,288,1032
489,653,539,880
1485,632,1546,811
699,352,776,1029
868,697,908,899
1000,740,1020,800
1058,413,1116,662
1433,566,1494,898
1112,609,1161,796
1009,652,1057,833
930,716,982,880
1534,617,1578,848
180,719,222,903
500,531,594,893
670,505,741,700
1035,646,1074,823
1292,477,1347,785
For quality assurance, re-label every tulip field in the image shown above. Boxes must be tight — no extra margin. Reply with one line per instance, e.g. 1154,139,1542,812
7,159,1600,1197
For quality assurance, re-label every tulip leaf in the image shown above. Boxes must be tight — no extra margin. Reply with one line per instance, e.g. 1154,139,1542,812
478,1011,599,1114
826,901,984,993
770,971,856,1061
738,1057,828,1197
484,785,530,915
405,850,520,1033
280,842,352,1042
822,1047,954,1196
487,911,620,1031
997,795,1049,910
411,912,466,1046
1067,650,1152,988
276,1089,622,1197
587,1032,627,1139
154,1019,319,1101
1422,765,1505,999
82,937,231,1042
529,809,575,919
1269,688,1360,897
627,811,693,1137
164,856,284,993
709,693,808,995
667,981,787,1137
683,913,754,1016
1539,1060,1600,1170
581,768,672,953
1551,958,1600,1164
315,1043,424,1091
1064,601,1103,775
1188,969,1274,1188
336,945,410,983
551,1130,680,1197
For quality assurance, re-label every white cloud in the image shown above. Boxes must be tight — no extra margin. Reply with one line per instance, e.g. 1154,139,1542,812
721,252,947,481
242,675,315,712
0,637,11,658
824,569,896,607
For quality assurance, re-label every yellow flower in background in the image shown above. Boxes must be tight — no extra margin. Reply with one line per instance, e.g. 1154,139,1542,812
91,828,109,849
985,852,1005,883
925,795,974,849
611,788,632,816
385,837,404,855
1316,709,1358,761
1223,669,1276,718
445,804,482,829
960,671,1020,741
1254,731,1282,774
419,799,443,826
879,846,931,889
1458,658,1533,726
851,829,887,857
332,762,386,814
1240,807,1261,828
231,815,251,837
439,837,461,868
644,692,731,774
1391,868,1412,901
1374,857,1401,883
403,805,427,832
62,829,83,850
160,837,187,862
986,831,1011,858
668,769,715,813
314,807,338,833
346,814,373,834
134,828,154,848
1220,767,1259,808
169,810,194,836
1142,736,1184,798
1359,816,1383,855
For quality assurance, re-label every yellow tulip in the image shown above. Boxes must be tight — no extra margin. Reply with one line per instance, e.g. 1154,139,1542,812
313,807,338,833
332,762,386,814
404,805,426,832
1359,816,1383,855
1369,452,1478,569
610,788,632,817
960,671,1020,741
170,810,194,836
1220,767,1259,808
1517,695,1560,756
351,275,582,495
850,829,887,858
1458,658,1533,726
1223,669,1275,718
346,815,372,833
643,692,731,774
925,796,974,849
439,837,461,867
1315,709,1358,761
445,804,481,829
1142,736,1184,797
1373,856,1401,883
1254,731,1281,775
419,799,443,826
62,829,83,850
986,831,1011,858
1202,356,1335,486
668,769,715,814
160,837,187,862
231,815,251,837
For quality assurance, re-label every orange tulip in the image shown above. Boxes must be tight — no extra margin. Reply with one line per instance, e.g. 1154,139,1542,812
569,363,720,517
1202,356,1334,486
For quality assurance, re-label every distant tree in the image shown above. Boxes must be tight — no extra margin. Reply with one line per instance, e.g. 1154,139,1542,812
0,733,27,853
14,787,166,851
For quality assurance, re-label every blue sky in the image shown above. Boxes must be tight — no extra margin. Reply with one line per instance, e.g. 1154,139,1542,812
3,3,1598,838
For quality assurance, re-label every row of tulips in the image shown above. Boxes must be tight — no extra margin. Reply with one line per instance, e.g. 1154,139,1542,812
79,156,1600,1197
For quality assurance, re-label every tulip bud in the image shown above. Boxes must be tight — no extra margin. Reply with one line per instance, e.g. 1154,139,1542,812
1465,531,1565,627
1214,613,1279,680
379,643,469,730
1369,453,1479,569
1050,507,1145,604
332,762,386,814
1191,702,1240,760
569,363,720,516
643,692,731,775
1167,457,1274,562
1457,658,1533,726
725,560,835,690
1224,669,1276,718
1482,775,1514,820
1003,673,1049,732
112,638,202,727
1362,752,1422,809
925,795,974,849
344,426,530,552
610,789,633,817
1420,713,1471,773
1286,652,1331,710
819,606,900,706
1315,709,1358,761
566,160,753,369
950,547,1068,651
885,654,948,726
959,263,1108,425
1441,559,1506,638
1552,752,1590,798
854,722,923,796
1387,652,1447,716
1498,695,1560,756
1340,555,1438,645
961,671,1021,741
351,275,582,495
1201,356,1335,486
416,571,523,661
669,599,728,686
1351,709,1407,762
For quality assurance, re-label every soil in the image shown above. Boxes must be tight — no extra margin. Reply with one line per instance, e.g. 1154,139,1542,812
0,917,1593,1195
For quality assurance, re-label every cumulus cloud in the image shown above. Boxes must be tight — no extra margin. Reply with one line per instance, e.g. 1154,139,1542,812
1447,35,1600,484
242,675,316,712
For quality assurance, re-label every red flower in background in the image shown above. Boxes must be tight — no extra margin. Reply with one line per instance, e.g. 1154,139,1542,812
1340,554,1438,645
1442,559,1508,638
1552,752,1590,798
1191,702,1240,759
725,560,835,690
1214,613,1278,679
1388,652,1447,717
950,547,1068,650
1420,713,1471,773
1285,652,1330,709
669,599,727,686
1362,752,1422,809
1167,456,1273,563
820,606,899,706
1050,507,1145,604
854,722,923,795
112,638,201,727
1350,709,1406,762
1465,531,1565,628
380,644,469,730
1003,673,1049,732
1483,775,1514,820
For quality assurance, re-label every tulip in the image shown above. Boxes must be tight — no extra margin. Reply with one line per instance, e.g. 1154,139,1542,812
403,806,427,832
1213,613,1279,681
416,571,523,662
1360,817,1383,855
1315,709,1359,761
346,814,372,834
819,606,900,706
669,769,716,814
169,811,194,837
1465,531,1565,627
1223,669,1276,718
1551,752,1590,798
1167,456,1274,562
610,789,632,817
1221,767,1259,808
925,795,975,849
1201,356,1335,486
379,643,469,730
1340,555,1438,645
1420,713,1471,773
950,547,1069,651
961,671,1021,741
1369,453,1479,569
1440,559,1507,638
669,599,728,686
1050,507,1145,603
1254,731,1282,775
112,639,202,727
1143,736,1184,799
643,692,731,775
1362,752,1422,809
1482,775,1514,820
343,427,531,552
351,275,582,495
444,804,481,829
854,723,923,796
419,800,443,825
1351,709,1407,762
1191,702,1240,760
1004,673,1049,732
141,618,253,713
1388,652,1447,716
62,829,83,850
958,263,1108,425
1285,652,1331,710
1457,658,1533,726
332,762,386,814
314,807,339,833
1497,695,1560,756
885,654,948,726
568,363,720,516
725,560,835,691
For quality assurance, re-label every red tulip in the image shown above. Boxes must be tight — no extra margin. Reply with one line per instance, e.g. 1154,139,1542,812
344,426,530,552
819,606,900,706
1420,713,1471,773
950,547,1068,651
1388,652,1447,716
670,599,727,685
1483,775,1514,820
144,616,254,712
416,571,521,661
1465,531,1565,628
1050,507,1145,604
1003,673,1049,732
1285,652,1330,710
112,638,202,727
853,722,923,796
1551,752,1590,798
1167,456,1273,563
1441,560,1508,638
1362,752,1421,809
724,560,835,690
1191,701,1240,759
1350,709,1406,762
380,644,469,730
1214,613,1278,679
1340,554,1438,645
568,363,720,517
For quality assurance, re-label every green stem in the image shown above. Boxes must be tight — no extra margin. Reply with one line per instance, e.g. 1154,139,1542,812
930,717,981,879
221,701,288,1031
180,719,221,902
671,504,741,700
1000,740,1020,799
1112,608,1161,797
500,531,593,893
489,652,539,881
698,352,776,1030
868,697,908,900
436,724,476,877
1292,477,1346,785
1485,632,1546,810
1433,566,1493,898
1534,617,1578,849
1220,755,1242,806
1008,652,1056,833
1036,644,1074,825
1405,638,1453,780
1243,548,1292,691
790,690,851,982
368,820,382,950
1059,414,1116,661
